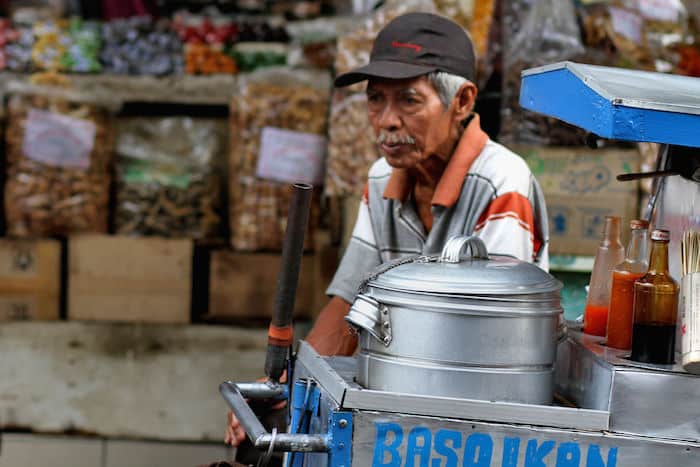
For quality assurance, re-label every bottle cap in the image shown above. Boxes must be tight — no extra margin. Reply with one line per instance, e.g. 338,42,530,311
630,219,649,230
651,229,670,242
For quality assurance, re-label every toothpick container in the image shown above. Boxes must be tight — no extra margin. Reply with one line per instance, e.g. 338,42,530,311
681,272,700,374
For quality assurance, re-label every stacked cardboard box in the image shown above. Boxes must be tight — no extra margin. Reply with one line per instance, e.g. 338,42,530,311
0,239,61,321
516,146,641,256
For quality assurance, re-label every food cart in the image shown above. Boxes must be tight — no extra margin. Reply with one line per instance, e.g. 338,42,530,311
221,62,700,467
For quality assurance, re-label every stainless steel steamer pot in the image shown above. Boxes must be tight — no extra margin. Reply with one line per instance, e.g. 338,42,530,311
346,236,563,405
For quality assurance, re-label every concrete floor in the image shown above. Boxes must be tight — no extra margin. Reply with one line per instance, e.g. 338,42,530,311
0,321,271,443
0,433,233,467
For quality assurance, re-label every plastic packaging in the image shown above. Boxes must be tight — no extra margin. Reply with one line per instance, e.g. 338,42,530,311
286,16,357,69
434,0,496,86
61,18,102,73
3,23,34,72
4,92,113,237
227,42,287,72
32,20,69,71
631,229,679,364
100,17,184,76
584,216,625,336
114,117,224,238
501,0,587,145
324,91,379,197
185,43,238,74
607,219,649,350
229,68,330,251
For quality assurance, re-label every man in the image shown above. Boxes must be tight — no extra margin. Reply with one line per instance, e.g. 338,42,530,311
225,11,549,452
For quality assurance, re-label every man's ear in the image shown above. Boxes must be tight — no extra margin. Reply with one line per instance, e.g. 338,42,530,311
451,82,478,122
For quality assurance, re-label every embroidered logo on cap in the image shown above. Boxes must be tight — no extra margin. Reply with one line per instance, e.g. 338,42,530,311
391,40,422,52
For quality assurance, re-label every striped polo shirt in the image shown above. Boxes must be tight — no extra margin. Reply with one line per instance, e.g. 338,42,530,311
326,114,549,304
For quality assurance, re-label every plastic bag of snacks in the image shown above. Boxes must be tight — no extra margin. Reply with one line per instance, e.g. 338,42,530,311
500,0,587,146
434,0,497,86
637,0,689,69
577,2,658,70
226,18,291,72
185,43,238,74
32,20,69,72
324,90,379,197
114,117,224,238
4,87,114,237
100,17,183,75
0,19,19,70
3,23,34,72
172,10,239,75
61,18,102,73
229,67,330,251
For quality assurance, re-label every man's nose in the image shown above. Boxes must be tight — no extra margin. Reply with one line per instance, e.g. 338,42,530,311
377,102,401,131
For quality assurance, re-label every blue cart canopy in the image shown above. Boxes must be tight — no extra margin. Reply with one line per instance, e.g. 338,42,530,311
520,61,700,148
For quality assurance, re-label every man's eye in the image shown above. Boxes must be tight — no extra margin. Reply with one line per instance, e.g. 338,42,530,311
403,96,420,105
367,94,382,103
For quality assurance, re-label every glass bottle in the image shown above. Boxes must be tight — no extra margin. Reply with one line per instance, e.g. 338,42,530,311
606,220,649,349
584,216,625,336
631,229,679,364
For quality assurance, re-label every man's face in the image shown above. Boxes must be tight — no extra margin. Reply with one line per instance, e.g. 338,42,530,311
366,76,454,170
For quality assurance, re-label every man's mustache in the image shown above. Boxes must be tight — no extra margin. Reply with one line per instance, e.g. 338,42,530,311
376,130,415,145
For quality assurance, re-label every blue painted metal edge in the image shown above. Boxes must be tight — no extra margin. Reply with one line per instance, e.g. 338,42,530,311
327,411,353,467
520,67,700,148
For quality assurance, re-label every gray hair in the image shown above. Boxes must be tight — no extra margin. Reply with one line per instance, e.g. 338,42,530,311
427,71,470,108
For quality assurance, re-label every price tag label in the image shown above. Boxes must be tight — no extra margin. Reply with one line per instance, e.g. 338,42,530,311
23,108,96,169
256,127,327,186
638,0,683,22
609,7,644,44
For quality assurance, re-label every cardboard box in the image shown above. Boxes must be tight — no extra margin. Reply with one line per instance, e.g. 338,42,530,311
517,146,641,256
0,239,61,321
208,234,338,322
68,235,192,324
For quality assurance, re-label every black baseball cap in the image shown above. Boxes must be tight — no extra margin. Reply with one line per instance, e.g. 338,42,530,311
334,12,476,87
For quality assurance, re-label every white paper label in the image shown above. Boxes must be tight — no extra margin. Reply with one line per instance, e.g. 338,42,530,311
256,127,327,186
23,109,96,169
609,7,644,44
682,274,700,355
638,0,683,22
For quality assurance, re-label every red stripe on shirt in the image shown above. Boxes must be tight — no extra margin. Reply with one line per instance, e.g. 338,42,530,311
474,192,543,255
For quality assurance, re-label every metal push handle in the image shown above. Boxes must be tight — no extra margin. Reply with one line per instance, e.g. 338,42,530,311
265,183,313,382
219,381,328,452
440,235,489,263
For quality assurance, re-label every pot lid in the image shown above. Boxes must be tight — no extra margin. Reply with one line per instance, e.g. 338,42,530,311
366,236,562,296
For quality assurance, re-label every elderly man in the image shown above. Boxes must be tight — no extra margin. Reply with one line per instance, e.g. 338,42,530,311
225,11,549,454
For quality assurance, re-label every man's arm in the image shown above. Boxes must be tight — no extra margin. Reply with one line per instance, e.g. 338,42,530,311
305,296,356,356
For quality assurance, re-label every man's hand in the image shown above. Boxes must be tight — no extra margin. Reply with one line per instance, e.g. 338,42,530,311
224,409,247,447
224,374,287,447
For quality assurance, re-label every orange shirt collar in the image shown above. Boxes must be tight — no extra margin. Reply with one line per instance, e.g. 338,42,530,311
382,114,489,207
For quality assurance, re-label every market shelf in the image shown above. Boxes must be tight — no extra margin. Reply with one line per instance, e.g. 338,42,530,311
0,72,237,112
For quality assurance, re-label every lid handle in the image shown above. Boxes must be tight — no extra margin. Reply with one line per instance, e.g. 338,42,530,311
345,294,392,346
440,236,489,263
